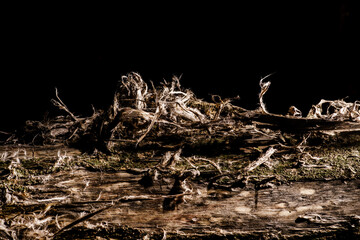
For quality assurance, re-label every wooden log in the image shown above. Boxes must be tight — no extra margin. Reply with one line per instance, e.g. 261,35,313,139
0,146,359,239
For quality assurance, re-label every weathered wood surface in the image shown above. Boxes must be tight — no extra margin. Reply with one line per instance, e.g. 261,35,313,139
1,146,359,239
54,171,360,229
35,170,360,236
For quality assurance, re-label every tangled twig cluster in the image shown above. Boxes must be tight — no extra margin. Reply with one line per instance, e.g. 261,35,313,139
6,72,360,154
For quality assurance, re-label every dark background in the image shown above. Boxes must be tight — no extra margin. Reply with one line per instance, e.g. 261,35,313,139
1,1,359,132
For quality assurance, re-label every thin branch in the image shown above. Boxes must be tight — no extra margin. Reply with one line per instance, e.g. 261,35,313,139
51,88,78,121
244,146,277,172
53,203,114,237
53,193,190,237
193,157,222,174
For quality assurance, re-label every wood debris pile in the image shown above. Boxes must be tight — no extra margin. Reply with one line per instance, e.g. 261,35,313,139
5,72,360,154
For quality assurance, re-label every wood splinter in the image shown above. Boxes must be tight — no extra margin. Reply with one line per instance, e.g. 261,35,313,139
244,147,277,172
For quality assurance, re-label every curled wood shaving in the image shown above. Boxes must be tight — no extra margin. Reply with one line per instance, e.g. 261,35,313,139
258,73,273,114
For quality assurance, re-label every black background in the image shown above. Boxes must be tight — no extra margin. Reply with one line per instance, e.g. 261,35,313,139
1,1,359,132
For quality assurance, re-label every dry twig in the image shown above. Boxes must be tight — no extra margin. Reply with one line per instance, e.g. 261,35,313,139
51,88,78,122
244,147,277,172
